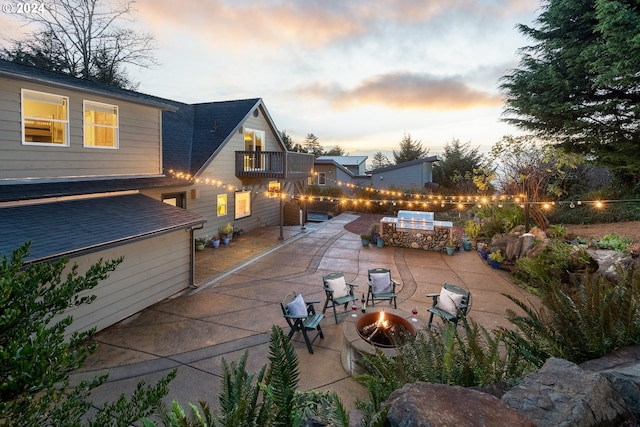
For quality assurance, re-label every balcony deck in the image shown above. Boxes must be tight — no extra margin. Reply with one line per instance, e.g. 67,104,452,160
235,151,313,180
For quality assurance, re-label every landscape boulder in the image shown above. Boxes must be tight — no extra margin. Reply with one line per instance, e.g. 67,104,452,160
580,346,640,420
501,357,635,426
384,382,534,427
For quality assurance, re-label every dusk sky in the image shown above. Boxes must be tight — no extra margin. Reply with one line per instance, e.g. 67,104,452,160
1,0,541,161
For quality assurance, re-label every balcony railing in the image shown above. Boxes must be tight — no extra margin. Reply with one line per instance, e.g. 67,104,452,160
235,151,314,180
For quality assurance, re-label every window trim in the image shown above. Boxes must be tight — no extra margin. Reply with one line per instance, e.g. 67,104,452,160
234,190,251,219
217,194,228,217
318,172,327,186
83,99,119,149
21,89,70,147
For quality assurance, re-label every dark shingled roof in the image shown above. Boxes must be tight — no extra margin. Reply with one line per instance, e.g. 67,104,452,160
162,98,262,176
0,59,177,110
0,194,206,263
369,156,440,174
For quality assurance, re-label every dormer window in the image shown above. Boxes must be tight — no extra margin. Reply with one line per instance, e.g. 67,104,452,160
84,100,119,148
21,89,69,146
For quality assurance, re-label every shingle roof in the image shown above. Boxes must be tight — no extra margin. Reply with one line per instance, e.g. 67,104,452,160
0,193,206,263
0,59,178,111
162,99,263,176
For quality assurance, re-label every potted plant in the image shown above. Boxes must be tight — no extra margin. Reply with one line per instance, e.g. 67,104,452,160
445,237,456,256
479,244,490,260
211,234,220,248
195,236,207,251
360,233,370,246
369,223,379,245
220,223,234,244
488,249,504,269
464,220,481,249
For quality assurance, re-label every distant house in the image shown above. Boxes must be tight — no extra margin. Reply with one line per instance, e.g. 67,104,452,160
0,60,207,335
369,156,440,190
316,155,367,175
142,98,313,239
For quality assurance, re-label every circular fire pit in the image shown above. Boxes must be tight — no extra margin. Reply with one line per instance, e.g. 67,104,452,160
341,308,421,377
356,311,416,348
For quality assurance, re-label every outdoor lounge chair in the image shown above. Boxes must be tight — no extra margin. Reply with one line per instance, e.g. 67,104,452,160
366,267,398,309
427,283,471,327
280,292,324,354
322,272,358,324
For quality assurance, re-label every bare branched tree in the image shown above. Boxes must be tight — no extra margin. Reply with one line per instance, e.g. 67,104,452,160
2,0,157,89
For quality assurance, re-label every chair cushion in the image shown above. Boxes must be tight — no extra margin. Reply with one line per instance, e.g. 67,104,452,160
326,276,349,299
370,272,392,294
287,294,307,317
436,287,464,316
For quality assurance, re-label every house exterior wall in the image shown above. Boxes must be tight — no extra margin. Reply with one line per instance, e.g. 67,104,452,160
143,106,283,239
61,228,192,335
372,163,433,190
0,76,162,180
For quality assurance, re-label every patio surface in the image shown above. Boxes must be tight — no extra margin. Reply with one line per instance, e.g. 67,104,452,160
72,213,541,413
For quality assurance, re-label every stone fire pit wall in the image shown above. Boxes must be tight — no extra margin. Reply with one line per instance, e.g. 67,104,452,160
380,211,453,251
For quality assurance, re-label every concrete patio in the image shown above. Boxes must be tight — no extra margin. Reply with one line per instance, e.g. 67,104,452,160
72,213,541,413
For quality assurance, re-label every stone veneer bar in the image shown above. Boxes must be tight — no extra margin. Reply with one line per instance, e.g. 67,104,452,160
380,210,454,251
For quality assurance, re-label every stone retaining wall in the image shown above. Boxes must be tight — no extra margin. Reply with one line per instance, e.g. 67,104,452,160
380,222,453,251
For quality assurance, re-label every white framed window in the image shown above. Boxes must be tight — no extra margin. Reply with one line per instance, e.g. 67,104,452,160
84,100,119,148
21,89,69,146
318,172,327,185
235,191,251,219
217,194,227,217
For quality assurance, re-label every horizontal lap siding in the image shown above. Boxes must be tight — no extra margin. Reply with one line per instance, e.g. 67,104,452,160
0,77,162,180
62,230,192,335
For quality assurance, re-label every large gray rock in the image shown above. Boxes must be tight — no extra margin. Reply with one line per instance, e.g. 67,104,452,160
587,249,637,281
385,382,534,427
519,233,536,258
581,346,640,420
502,357,635,426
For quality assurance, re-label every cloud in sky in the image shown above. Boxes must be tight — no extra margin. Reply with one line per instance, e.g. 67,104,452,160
298,72,503,110
0,0,540,157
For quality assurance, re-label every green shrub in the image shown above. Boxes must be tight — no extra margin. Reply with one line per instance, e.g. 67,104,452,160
503,266,640,365
0,242,174,427
510,240,591,295
548,201,640,224
355,318,534,420
594,233,634,253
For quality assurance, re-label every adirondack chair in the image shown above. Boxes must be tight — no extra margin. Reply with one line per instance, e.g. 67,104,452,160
366,267,398,309
427,283,471,327
322,272,358,324
281,292,324,354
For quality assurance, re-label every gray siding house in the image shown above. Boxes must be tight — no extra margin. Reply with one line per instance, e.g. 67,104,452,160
0,60,206,335
142,99,313,240
369,156,440,190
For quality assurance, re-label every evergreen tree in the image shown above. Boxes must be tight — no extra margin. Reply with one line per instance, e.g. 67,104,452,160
433,139,483,194
392,133,429,164
371,151,391,169
304,133,323,157
324,145,347,156
500,0,640,186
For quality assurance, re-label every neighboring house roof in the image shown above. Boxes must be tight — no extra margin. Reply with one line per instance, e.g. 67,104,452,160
314,158,355,178
0,193,206,263
0,59,178,111
316,156,367,167
162,98,285,176
369,155,440,174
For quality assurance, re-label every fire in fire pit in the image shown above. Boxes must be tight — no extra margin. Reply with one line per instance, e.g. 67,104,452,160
357,310,416,348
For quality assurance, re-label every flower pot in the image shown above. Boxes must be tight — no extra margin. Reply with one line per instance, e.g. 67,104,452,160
361,238,370,246
480,251,488,260
371,233,378,244
212,239,220,248
489,259,501,269
463,240,472,251
223,237,230,245
377,238,384,248
446,247,455,256
196,243,205,251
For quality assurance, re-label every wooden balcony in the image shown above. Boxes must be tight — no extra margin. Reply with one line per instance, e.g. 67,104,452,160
235,151,314,180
